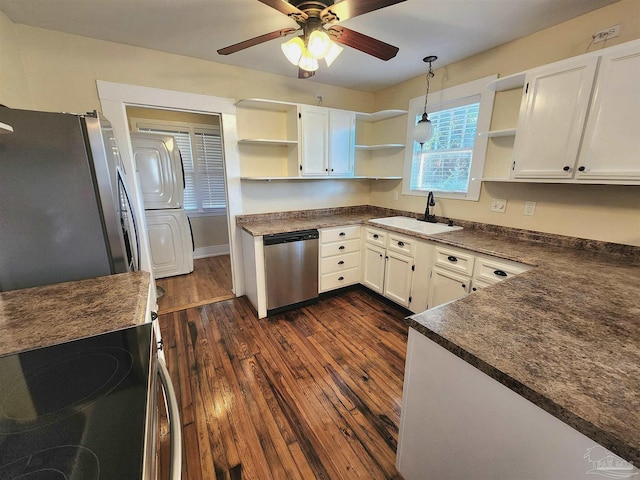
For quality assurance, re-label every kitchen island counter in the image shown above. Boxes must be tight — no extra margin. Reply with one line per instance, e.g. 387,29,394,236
0,271,151,357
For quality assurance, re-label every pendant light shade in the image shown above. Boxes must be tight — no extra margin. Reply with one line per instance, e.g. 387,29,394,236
413,55,437,147
412,113,433,145
324,42,343,66
298,49,319,72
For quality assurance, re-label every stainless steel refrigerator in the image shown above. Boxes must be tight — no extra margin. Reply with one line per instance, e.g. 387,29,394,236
0,107,139,291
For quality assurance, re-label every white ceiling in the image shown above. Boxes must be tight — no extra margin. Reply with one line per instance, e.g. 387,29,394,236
0,0,618,92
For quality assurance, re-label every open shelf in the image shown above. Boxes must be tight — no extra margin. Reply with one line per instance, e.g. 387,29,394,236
478,128,516,138
238,138,298,146
487,72,526,92
236,98,298,111
240,176,402,181
355,143,405,151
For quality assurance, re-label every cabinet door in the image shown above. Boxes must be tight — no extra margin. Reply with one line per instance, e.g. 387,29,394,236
328,110,355,176
384,251,413,308
362,243,386,294
512,57,598,179
576,43,640,181
300,106,329,176
428,267,470,309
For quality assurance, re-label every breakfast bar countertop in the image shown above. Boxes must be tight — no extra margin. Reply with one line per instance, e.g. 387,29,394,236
0,271,151,357
237,207,640,465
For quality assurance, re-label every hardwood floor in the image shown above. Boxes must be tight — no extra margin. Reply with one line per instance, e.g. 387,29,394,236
156,255,234,314
158,288,409,480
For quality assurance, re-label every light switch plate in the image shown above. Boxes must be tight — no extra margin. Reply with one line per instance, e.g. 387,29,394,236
524,201,536,216
490,198,507,213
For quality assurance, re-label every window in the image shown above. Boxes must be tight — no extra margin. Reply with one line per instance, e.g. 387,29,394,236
132,118,226,215
403,75,496,201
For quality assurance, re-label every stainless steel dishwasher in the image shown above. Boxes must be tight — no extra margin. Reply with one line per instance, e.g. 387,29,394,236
263,229,319,313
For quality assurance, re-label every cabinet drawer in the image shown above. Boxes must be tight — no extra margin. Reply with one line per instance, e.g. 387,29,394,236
320,238,360,257
474,256,531,285
387,233,416,257
364,227,387,247
320,225,361,244
434,246,475,276
320,267,360,292
320,251,360,275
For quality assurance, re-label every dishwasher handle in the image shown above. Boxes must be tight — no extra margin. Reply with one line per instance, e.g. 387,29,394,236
158,354,182,480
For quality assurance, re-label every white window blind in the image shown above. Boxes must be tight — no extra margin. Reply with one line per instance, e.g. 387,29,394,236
410,101,480,194
136,123,226,214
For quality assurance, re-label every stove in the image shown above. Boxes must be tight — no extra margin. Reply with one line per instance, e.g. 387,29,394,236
0,324,153,479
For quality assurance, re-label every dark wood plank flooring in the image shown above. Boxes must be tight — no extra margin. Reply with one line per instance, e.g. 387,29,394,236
158,288,409,479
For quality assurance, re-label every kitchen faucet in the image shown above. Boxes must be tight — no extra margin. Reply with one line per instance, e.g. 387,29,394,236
423,191,437,223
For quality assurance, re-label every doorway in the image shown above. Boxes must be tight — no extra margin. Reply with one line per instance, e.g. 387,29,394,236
97,81,245,310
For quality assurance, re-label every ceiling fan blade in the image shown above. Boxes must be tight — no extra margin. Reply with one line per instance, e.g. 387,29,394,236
321,0,406,22
328,26,399,61
258,0,308,20
217,28,297,55
298,68,316,79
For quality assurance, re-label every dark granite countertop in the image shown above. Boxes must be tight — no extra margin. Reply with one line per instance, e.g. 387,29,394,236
0,271,151,357
237,207,640,465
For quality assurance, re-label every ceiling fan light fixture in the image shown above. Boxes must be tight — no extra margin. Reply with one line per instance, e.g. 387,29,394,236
307,29,331,59
281,36,305,65
298,49,319,72
324,41,343,67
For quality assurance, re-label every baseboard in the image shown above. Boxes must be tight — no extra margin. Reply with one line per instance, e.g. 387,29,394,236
194,244,230,259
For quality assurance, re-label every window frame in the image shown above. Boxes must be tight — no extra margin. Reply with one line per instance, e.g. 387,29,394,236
402,75,496,202
130,117,227,217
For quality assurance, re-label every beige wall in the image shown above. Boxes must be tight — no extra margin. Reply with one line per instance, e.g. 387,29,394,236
371,0,640,246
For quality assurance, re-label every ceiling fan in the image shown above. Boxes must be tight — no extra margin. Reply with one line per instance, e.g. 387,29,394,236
217,0,406,78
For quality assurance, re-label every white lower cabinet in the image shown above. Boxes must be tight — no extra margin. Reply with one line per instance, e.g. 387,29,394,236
361,227,420,310
319,225,361,292
428,267,471,308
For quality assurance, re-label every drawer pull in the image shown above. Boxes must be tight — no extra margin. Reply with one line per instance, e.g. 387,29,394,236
493,269,507,277
461,283,466,289
373,234,379,239
472,287,478,292
339,232,346,236
447,256,458,262
338,260,345,265
563,165,571,172
338,276,344,281
339,245,345,250
397,241,405,247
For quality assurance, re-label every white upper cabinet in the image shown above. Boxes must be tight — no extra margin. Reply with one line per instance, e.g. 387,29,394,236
575,43,640,181
299,105,355,176
512,56,598,179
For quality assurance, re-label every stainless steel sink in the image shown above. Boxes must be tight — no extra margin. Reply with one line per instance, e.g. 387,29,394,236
369,216,462,235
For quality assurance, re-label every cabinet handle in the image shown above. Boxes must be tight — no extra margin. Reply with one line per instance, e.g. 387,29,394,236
339,245,345,250
563,166,571,172
338,260,345,265
331,168,334,172
578,166,586,172
397,241,405,247
447,255,458,262
494,269,507,277
379,254,383,258
373,234,379,239
461,283,466,289
472,287,478,292
338,276,344,281
339,232,346,237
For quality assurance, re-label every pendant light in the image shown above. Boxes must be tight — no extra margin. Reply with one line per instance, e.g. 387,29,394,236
413,55,437,147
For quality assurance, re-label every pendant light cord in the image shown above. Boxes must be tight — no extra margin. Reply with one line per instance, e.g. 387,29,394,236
422,59,435,115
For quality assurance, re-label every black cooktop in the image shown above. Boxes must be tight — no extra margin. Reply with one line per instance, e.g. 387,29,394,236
0,324,152,479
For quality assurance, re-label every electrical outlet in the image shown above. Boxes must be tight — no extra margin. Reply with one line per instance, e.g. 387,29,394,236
524,201,536,216
593,25,620,44
314,94,324,104
393,191,399,201
490,198,507,213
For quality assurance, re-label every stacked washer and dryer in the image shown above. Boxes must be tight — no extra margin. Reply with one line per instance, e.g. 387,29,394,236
130,132,194,279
